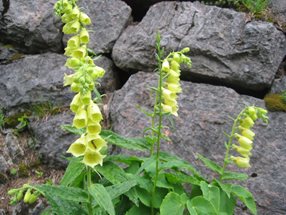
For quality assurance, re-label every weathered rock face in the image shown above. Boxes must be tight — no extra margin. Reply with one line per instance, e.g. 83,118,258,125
109,72,286,214
112,1,286,92
271,76,286,93
269,0,286,24
63,0,132,54
30,111,75,168
0,53,119,112
0,53,72,110
0,0,63,53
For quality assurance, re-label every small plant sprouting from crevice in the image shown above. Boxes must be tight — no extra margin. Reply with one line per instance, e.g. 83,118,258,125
264,91,286,112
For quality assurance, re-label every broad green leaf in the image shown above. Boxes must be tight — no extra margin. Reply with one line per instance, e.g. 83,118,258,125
160,152,203,179
107,155,143,165
231,185,257,215
165,171,200,186
89,184,115,215
136,187,168,208
219,188,235,215
105,179,137,199
221,171,248,181
96,161,131,184
200,181,220,213
100,130,149,151
197,154,222,175
60,157,85,186
136,156,156,175
34,184,89,203
125,204,150,215
160,192,186,215
187,196,217,215
214,179,232,198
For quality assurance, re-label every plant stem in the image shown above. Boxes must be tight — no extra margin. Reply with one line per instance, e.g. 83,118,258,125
151,33,164,215
87,167,93,215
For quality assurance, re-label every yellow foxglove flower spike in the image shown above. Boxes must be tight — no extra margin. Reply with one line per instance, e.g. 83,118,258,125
73,109,87,128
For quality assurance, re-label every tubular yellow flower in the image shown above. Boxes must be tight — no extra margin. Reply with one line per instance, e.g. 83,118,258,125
239,126,255,141
162,59,170,72
87,121,101,135
65,57,81,69
73,109,87,128
240,116,254,129
67,35,80,48
70,93,82,113
63,20,81,34
232,145,252,158
70,82,81,92
87,136,107,151
67,142,86,157
80,28,89,44
231,156,250,168
87,102,103,122
235,133,253,150
72,45,87,59
80,91,91,105
80,12,91,25
82,149,105,168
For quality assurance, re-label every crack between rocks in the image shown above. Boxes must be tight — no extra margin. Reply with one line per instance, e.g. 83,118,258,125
1,0,9,18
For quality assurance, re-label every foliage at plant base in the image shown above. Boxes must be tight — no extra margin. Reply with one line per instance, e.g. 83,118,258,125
8,0,270,214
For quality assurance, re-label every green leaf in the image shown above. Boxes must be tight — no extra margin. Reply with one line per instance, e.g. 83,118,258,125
89,184,115,215
61,124,85,135
219,188,235,215
160,192,186,215
197,154,222,175
60,157,85,186
107,155,143,165
165,172,200,186
136,156,156,175
105,179,137,199
187,196,217,215
214,180,232,198
100,130,149,151
136,187,168,208
125,204,150,215
200,181,220,213
231,185,257,215
34,184,89,203
221,171,248,181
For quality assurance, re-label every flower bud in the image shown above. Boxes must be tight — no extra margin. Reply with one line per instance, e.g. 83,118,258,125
173,53,181,63
16,190,24,201
247,106,257,121
24,189,31,204
181,47,190,53
240,116,254,129
233,145,252,158
73,109,87,128
162,60,170,72
80,12,91,25
70,93,82,113
239,127,255,141
28,194,38,204
71,82,81,92
231,156,250,168
8,189,19,195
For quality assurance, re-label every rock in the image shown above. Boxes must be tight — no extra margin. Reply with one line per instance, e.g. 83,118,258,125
0,53,73,111
109,72,286,214
112,1,286,92
63,0,132,54
271,76,286,93
94,56,120,93
269,0,286,24
30,111,76,168
0,0,63,53
4,131,24,161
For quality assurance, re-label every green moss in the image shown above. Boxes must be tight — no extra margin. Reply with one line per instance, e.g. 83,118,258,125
264,93,286,112
18,163,29,177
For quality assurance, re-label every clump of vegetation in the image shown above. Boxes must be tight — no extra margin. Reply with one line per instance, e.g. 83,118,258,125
8,1,270,214
264,92,286,112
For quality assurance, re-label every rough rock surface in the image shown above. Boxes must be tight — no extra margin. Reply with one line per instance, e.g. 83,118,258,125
0,53,73,110
112,1,286,92
30,111,75,168
271,76,286,93
269,0,286,24
0,0,63,53
0,43,24,65
63,0,132,54
0,53,119,111
109,72,286,214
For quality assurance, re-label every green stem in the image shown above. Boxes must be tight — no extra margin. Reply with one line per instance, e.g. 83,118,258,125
220,110,245,179
87,167,93,215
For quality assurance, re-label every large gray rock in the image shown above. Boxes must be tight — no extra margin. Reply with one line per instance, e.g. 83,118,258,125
64,0,131,54
0,53,73,110
269,0,286,24
0,53,119,111
30,111,76,168
0,43,24,65
112,2,286,92
271,76,286,93
0,0,63,53
109,72,286,214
